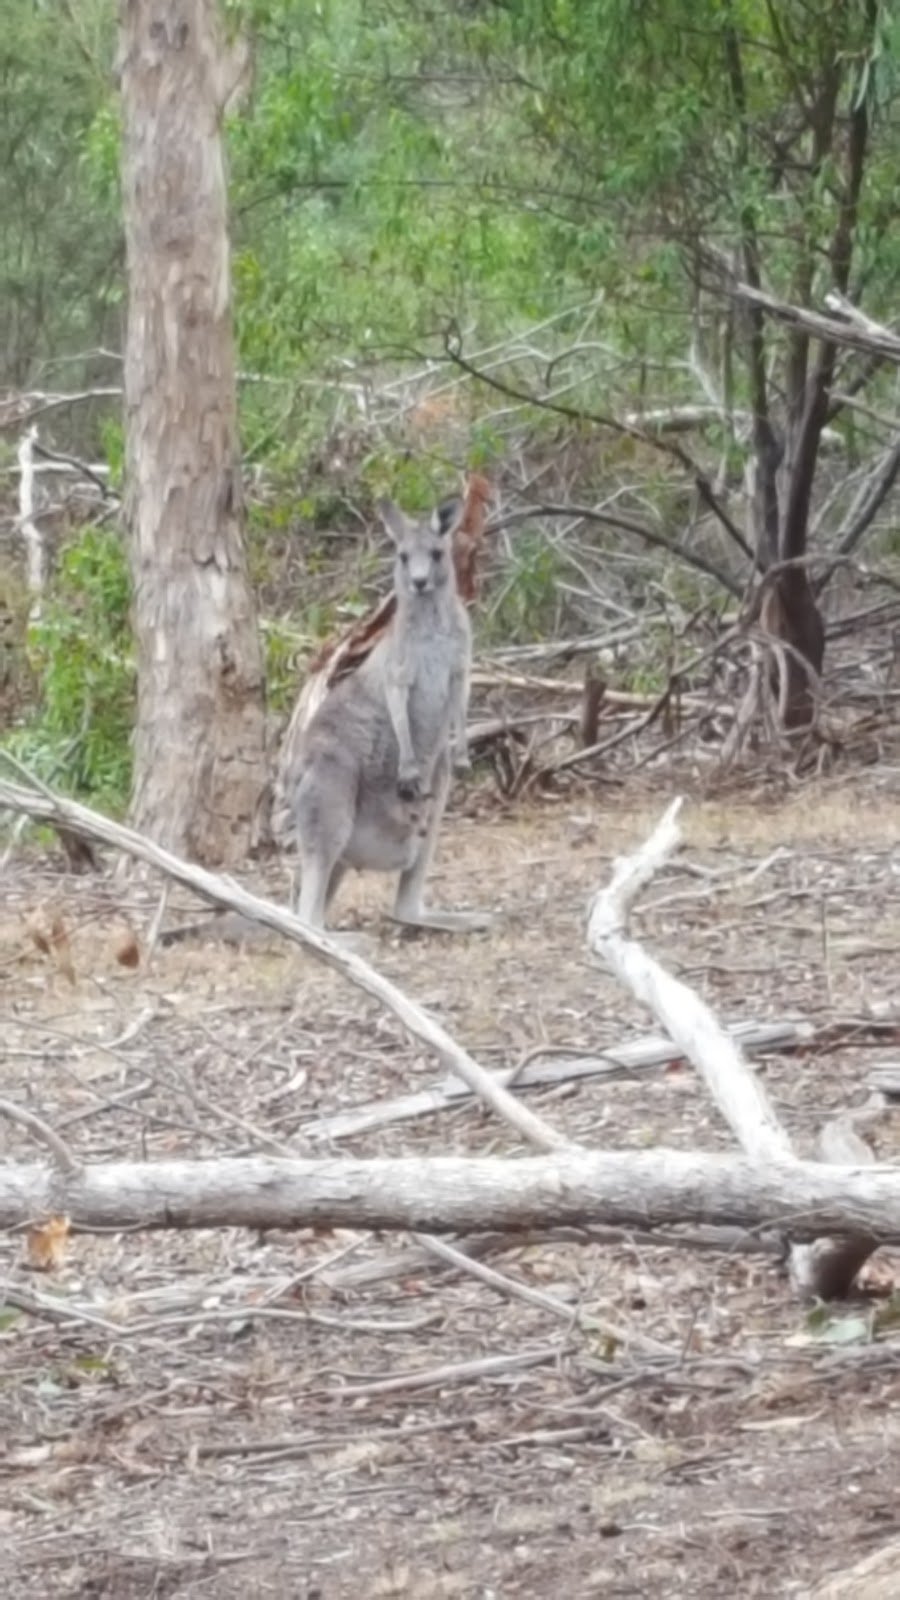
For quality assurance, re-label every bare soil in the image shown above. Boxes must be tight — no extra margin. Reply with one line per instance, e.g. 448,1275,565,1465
4,774,900,1598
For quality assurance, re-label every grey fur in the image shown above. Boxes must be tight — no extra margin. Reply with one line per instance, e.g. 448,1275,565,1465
285,496,486,932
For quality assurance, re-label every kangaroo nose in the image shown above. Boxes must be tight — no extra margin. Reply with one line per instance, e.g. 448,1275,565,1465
413,576,428,592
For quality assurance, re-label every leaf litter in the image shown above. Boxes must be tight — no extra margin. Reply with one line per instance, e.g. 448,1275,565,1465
3,780,900,1595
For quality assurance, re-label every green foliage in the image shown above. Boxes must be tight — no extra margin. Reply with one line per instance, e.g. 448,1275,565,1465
483,532,563,645
221,0,577,457
98,417,125,492
15,0,900,473
5,0,900,698
0,1,118,389
9,527,134,810
260,617,305,715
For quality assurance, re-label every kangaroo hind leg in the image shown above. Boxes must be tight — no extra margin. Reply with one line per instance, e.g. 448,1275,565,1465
391,752,492,933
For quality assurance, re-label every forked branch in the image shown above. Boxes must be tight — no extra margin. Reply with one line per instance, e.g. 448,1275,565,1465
587,799,878,1298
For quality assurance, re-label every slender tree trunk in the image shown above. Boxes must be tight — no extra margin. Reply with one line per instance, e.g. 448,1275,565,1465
119,0,267,864
759,568,825,731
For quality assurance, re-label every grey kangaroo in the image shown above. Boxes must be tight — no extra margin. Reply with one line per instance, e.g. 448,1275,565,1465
287,496,486,933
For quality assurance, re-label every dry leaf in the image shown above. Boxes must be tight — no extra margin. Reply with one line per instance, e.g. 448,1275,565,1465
25,910,76,984
26,1214,71,1271
112,929,141,968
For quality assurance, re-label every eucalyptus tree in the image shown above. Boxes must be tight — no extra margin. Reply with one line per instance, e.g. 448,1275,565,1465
119,0,268,860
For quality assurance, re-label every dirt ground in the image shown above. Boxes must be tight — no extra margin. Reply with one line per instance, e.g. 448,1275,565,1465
4,773,900,1598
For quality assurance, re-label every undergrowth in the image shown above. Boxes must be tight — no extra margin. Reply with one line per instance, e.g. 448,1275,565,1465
3,526,134,811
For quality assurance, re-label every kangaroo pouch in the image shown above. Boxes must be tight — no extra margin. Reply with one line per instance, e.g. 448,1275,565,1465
343,786,434,872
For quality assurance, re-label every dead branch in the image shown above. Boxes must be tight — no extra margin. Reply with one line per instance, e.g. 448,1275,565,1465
301,1020,810,1142
500,499,744,597
32,437,116,501
824,289,900,347
444,331,753,563
587,799,878,1297
714,272,900,364
0,775,567,1155
589,799,793,1158
472,667,711,711
2,1149,900,1238
0,385,122,430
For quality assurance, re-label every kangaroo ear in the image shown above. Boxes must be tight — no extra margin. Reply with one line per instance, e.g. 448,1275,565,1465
376,498,409,545
431,497,464,539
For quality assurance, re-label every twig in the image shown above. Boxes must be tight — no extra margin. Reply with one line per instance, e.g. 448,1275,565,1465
506,499,744,597
412,1232,672,1356
0,1098,80,1176
0,1281,128,1334
320,1343,568,1399
414,1232,575,1319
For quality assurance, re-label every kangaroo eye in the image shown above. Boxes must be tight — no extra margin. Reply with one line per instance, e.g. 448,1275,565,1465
431,548,443,562
399,552,409,565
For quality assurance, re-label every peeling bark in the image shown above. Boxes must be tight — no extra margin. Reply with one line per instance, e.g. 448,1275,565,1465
119,0,267,865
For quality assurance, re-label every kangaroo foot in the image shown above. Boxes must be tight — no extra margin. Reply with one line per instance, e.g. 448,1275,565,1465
391,906,494,934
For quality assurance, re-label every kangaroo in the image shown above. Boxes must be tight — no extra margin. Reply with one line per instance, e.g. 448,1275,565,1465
284,496,487,933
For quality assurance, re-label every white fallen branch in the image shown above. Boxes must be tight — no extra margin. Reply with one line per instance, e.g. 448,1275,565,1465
1,1150,900,1236
0,775,567,1154
588,798,794,1161
588,798,878,1298
808,1536,900,1600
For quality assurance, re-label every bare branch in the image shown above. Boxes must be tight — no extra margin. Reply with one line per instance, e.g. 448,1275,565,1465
816,437,900,593
710,274,900,365
506,500,743,597
444,332,755,563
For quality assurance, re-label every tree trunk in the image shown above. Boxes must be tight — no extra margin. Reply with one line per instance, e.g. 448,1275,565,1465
119,0,267,864
759,568,825,731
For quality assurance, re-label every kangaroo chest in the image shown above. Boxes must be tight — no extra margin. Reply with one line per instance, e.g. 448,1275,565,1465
393,609,466,750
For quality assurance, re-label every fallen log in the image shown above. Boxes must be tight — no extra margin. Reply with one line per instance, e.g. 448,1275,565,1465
1,1149,900,1237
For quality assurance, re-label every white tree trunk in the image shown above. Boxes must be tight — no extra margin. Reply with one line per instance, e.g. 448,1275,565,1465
119,0,266,863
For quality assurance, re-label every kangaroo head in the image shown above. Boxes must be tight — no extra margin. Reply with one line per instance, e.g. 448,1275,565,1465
377,497,464,599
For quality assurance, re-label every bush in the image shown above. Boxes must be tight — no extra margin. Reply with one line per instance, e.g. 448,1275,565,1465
5,526,134,810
